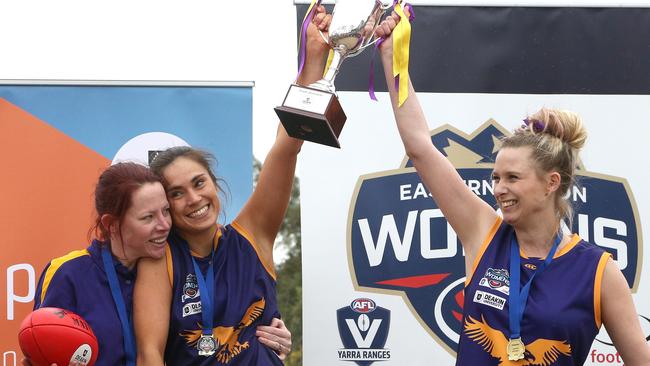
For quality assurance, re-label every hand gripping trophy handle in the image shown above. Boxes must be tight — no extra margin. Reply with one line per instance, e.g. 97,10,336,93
312,0,391,93
274,0,390,148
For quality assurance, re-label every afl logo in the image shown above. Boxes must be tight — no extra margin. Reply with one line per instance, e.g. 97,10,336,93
337,298,391,365
347,120,642,355
351,298,376,313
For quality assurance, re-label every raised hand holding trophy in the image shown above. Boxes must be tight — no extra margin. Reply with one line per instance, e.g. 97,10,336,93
275,0,391,148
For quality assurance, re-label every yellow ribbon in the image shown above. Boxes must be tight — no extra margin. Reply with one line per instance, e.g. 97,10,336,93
392,1,411,107
324,49,334,78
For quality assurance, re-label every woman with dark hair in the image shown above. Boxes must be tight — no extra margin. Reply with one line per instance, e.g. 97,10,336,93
31,162,171,366
27,160,292,366
136,146,293,365
133,7,332,365
373,10,650,366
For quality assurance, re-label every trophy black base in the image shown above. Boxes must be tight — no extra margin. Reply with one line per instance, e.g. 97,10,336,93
274,85,347,148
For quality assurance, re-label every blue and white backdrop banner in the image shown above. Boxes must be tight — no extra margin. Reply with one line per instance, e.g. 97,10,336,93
298,3,650,366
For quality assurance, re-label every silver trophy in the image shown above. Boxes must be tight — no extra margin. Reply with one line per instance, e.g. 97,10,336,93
275,0,390,148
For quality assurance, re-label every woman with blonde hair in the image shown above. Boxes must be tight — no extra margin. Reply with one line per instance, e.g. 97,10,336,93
373,10,650,366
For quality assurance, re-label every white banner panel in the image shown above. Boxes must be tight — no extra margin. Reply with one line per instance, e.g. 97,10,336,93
301,91,649,365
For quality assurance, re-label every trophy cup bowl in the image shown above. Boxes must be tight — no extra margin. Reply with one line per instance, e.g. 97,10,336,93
275,0,389,148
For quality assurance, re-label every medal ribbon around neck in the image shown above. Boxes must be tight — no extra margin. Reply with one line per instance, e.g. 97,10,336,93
190,247,216,351
508,232,562,344
101,247,136,366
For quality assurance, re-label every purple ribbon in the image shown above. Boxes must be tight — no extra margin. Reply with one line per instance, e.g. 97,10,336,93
522,118,545,132
404,3,415,21
297,1,321,80
392,0,415,21
369,38,386,101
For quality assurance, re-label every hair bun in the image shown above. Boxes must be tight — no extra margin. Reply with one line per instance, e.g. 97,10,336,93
528,108,587,150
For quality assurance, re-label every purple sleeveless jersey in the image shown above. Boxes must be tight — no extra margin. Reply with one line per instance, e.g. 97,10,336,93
457,219,611,366
164,223,283,365
35,240,135,366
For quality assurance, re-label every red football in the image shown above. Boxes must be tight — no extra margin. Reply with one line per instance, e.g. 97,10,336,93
18,307,98,366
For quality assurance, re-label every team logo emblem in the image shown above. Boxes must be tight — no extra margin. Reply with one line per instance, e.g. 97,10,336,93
348,120,642,354
182,274,200,302
479,268,510,295
523,263,537,270
337,298,391,365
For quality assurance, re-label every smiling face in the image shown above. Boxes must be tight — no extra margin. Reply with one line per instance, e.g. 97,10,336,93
116,182,171,261
492,147,557,227
162,156,220,237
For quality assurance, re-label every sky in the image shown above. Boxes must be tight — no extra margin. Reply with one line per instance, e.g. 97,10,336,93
0,0,300,162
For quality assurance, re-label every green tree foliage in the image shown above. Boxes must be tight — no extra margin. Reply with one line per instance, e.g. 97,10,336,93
254,159,302,366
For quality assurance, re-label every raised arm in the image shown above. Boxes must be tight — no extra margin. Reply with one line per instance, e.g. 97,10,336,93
376,12,498,264
134,255,171,366
600,259,650,365
236,6,332,264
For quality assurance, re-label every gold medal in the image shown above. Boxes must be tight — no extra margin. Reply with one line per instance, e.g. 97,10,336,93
507,337,525,361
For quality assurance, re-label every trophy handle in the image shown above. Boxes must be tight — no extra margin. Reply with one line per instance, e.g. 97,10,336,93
347,8,389,55
345,37,378,57
318,29,330,45
357,36,382,52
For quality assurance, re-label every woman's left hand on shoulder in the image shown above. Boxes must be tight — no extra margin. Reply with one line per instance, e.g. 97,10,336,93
256,317,292,360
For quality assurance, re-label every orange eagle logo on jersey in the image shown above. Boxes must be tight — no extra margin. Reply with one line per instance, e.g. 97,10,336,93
181,298,266,364
464,315,572,365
